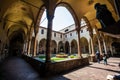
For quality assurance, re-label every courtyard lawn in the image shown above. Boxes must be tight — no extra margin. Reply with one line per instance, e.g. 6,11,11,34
39,56,46,60
51,57,67,62
38,54,78,62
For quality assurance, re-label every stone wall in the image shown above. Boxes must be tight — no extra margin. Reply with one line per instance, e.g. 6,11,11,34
46,58,89,75
22,55,89,76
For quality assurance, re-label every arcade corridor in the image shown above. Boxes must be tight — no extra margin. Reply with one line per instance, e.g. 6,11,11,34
0,0,120,80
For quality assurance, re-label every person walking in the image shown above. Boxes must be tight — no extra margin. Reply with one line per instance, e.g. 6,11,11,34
96,50,100,63
103,53,107,65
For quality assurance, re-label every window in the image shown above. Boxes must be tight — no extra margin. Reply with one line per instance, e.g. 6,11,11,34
87,27,89,31
81,30,83,33
41,29,44,34
70,33,72,36
65,29,69,32
76,32,77,35
65,34,67,38
54,33,56,37
60,34,62,38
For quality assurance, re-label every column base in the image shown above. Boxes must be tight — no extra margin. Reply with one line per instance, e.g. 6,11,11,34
89,55,97,62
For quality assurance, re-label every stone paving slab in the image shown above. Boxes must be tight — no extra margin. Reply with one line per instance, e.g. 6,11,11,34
0,57,41,80
46,57,120,80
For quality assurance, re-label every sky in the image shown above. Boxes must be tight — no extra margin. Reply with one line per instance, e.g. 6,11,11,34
40,7,75,31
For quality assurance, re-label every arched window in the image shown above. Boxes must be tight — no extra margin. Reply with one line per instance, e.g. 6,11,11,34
70,33,72,36
65,34,67,38
54,32,56,37
60,34,62,38
41,29,44,34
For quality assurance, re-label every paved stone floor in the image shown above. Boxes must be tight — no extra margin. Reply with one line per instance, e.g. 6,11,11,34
0,57,40,80
0,57,120,80
46,57,120,80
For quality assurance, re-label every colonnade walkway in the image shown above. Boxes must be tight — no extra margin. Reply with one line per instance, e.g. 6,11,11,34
0,56,120,80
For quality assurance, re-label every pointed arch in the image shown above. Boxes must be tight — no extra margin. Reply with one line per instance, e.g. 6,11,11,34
80,37,89,54
58,41,64,53
51,40,57,54
65,41,70,54
56,2,80,29
71,39,77,54
39,38,46,54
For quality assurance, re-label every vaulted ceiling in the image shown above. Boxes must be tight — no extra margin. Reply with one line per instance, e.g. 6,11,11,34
0,0,118,42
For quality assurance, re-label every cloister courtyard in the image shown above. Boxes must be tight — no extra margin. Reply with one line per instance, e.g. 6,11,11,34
0,0,120,80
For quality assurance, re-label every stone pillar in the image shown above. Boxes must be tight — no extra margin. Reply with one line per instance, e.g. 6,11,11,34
110,45,113,56
88,40,91,54
27,38,31,56
45,12,54,62
77,30,82,58
36,41,39,55
33,35,37,57
69,44,71,55
102,38,107,54
25,42,28,53
89,34,96,62
90,37,95,56
23,42,27,55
97,38,102,55
33,26,39,57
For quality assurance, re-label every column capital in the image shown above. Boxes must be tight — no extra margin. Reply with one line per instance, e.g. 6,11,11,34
47,13,54,21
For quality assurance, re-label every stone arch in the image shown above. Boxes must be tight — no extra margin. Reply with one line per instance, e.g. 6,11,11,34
82,16,93,33
71,39,77,54
51,40,57,54
39,38,46,54
3,1,34,34
35,5,46,28
9,30,25,56
80,37,89,54
65,41,70,54
56,2,80,29
58,41,64,53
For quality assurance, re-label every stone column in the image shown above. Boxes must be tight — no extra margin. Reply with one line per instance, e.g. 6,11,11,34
88,25,95,56
88,40,91,54
33,26,39,57
25,42,28,53
90,37,95,56
89,33,97,62
76,30,82,58
102,38,107,54
97,38,102,55
23,42,27,55
45,12,54,62
69,44,71,55
33,35,37,57
110,45,113,56
36,41,39,55
27,38,31,56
